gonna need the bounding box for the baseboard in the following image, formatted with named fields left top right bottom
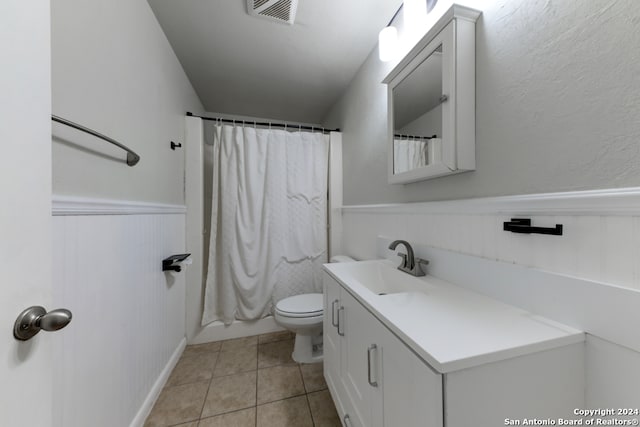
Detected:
left=190, top=316, right=284, bottom=345
left=129, top=337, right=187, bottom=427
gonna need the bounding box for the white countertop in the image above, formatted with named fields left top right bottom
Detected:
left=323, top=259, right=584, bottom=373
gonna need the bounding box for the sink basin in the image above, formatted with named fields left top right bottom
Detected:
left=330, top=260, right=430, bottom=295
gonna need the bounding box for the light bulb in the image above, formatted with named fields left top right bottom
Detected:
left=378, top=26, right=398, bottom=62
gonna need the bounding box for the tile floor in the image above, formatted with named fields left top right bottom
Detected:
left=144, top=331, right=341, bottom=427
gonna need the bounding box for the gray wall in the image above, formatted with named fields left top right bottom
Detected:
left=51, top=0, right=204, bottom=204
left=323, top=0, right=640, bottom=205
left=399, top=105, right=442, bottom=137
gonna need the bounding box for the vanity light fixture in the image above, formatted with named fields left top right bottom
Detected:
left=378, top=26, right=398, bottom=62
left=378, top=4, right=403, bottom=62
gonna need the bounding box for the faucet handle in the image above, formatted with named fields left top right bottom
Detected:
left=410, top=258, right=428, bottom=277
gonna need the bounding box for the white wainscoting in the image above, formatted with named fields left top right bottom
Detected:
left=340, top=187, right=640, bottom=411
left=52, top=197, right=187, bottom=427
left=342, top=187, right=640, bottom=291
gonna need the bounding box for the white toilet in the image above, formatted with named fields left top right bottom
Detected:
left=274, top=255, right=355, bottom=363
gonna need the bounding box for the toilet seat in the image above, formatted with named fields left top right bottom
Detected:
left=275, top=293, right=323, bottom=318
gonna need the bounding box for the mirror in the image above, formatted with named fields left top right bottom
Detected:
left=383, top=5, right=480, bottom=184
left=392, top=45, right=442, bottom=174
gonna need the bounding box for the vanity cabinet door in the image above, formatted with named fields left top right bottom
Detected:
left=323, top=274, right=346, bottom=417
left=379, top=326, right=443, bottom=427
left=323, top=273, right=442, bottom=427
left=340, top=290, right=382, bottom=427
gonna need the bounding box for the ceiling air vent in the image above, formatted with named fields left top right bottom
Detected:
left=247, top=0, right=298, bottom=25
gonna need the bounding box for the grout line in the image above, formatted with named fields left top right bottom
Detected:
left=255, top=350, right=259, bottom=427
left=165, top=352, right=220, bottom=388
left=257, top=391, right=309, bottom=407
left=300, top=364, right=309, bottom=394
left=305, top=392, right=316, bottom=427
left=199, top=405, right=258, bottom=423
left=301, top=364, right=317, bottom=427
left=197, top=352, right=218, bottom=421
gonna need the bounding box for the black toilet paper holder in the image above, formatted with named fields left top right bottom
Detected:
left=162, top=253, right=191, bottom=272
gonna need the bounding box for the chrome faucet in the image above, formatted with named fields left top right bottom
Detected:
left=388, top=240, right=429, bottom=277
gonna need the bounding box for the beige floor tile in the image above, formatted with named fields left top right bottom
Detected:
left=258, top=330, right=294, bottom=344
left=144, top=382, right=208, bottom=427
left=257, top=395, right=313, bottom=427
left=220, top=335, right=258, bottom=352
left=167, top=351, right=218, bottom=387
left=308, top=390, right=341, bottom=427
left=258, top=339, right=295, bottom=368
left=213, top=346, right=258, bottom=377
left=300, top=362, right=327, bottom=393
left=174, top=423, right=199, bottom=427
left=198, top=408, right=256, bottom=427
left=201, top=371, right=257, bottom=418
left=183, top=341, right=222, bottom=358
left=257, top=364, right=305, bottom=404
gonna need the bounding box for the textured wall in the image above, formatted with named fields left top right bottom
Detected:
left=51, top=0, right=204, bottom=204
left=323, top=0, right=640, bottom=204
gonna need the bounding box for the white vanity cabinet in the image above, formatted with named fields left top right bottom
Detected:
left=323, top=274, right=346, bottom=418
left=324, top=274, right=442, bottom=427
left=323, top=269, right=584, bottom=427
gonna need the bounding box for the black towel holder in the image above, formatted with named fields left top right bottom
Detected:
left=503, top=218, right=563, bottom=236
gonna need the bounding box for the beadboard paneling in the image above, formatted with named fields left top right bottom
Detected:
left=52, top=212, right=186, bottom=427
left=343, top=198, right=640, bottom=292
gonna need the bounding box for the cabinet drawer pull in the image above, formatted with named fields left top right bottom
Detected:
left=367, top=344, right=378, bottom=387
left=344, top=414, right=353, bottom=427
left=331, top=299, right=339, bottom=327
left=337, top=307, right=345, bottom=336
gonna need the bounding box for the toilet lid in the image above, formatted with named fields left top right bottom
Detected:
left=276, top=293, right=323, bottom=318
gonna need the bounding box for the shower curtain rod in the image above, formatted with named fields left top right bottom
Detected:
left=186, top=112, right=339, bottom=134
left=394, top=133, right=437, bottom=140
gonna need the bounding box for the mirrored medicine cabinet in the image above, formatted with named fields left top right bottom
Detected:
left=383, top=4, right=481, bottom=184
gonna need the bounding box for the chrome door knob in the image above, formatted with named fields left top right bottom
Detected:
left=13, top=306, right=72, bottom=341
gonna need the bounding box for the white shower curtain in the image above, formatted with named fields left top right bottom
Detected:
left=393, top=138, right=429, bottom=173
left=202, top=124, right=329, bottom=326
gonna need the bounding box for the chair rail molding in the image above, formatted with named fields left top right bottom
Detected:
left=52, top=195, right=186, bottom=216
left=341, top=187, right=640, bottom=216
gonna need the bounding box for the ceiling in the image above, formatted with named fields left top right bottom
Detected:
left=148, top=0, right=402, bottom=124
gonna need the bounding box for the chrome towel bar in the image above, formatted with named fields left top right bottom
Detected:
left=52, top=115, right=140, bottom=166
